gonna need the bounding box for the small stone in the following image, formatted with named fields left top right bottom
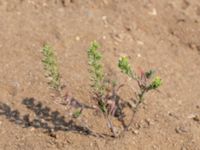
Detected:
left=49, top=132, right=57, bottom=138
left=193, top=115, right=200, bottom=122
left=102, top=16, right=109, bottom=27
left=102, top=16, right=107, bottom=20
left=175, top=126, right=188, bottom=134
left=181, top=146, right=187, bottom=150
left=17, top=12, right=21, bottom=15
left=132, top=129, right=139, bottom=135
left=188, top=114, right=200, bottom=122
left=145, top=118, right=155, bottom=126
left=102, top=0, right=108, bottom=5
left=75, top=36, right=80, bottom=41
left=42, top=2, right=47, bottom=6
left=137, top=40, right=144, bottom=45
left=187, top=114, right=196, bottom=119
left=149, top=8, right=157, bottom=16
left=137, top=53, right=141, bottom=58
left=127, top=100, right=136, bottom=109
left=30, top=127, right=35, bottom=131
left=188, top=43, right=196, bottom=49
left=90, top=142, right=93, bottom=147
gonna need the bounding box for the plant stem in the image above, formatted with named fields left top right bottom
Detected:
left=106, top=115, right=116, bottom=137
left=125, top=89, right=146, bottom=130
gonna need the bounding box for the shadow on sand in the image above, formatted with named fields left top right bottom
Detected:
left=0, top=98, right=100, bottom=137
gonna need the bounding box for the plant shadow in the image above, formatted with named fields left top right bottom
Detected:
left=0, top=98, right=99, bottom=137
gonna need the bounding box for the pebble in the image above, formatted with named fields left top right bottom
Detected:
left=132, top=129, right=139, bottom=135
left=102, top=0, right=108, bottom=5
left=181, top=146, right=187, bottom=150
left=102, top=36, right=106, bottom=40
left=145, top=118, right=155, bottom=126
left=42, top=2, right=47, bottom=7
left=30, top=127, right=35, bottom=131
left=75, top=36, right=80, bottom=41
left=102, top=16, right=108, bottom=27
left=49, top=132, right=57, bottom=139
left=175, top=126, right=188, bottom=134
left=137, top=53, right=141, bottom=58
left=149, top=8, right=157, bottom=16
left=102, top=16, right=107, bottom=20
left=188, top=114, right=200, bottom=122
left=137, top=40, right=144, bottom=45
left=193, top=115, right=200, bottom=122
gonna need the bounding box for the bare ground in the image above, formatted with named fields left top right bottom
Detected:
left=0, top=0, right=200, bottom=150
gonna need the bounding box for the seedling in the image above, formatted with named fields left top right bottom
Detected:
left=88, top=41, right=120, bottom=136
left=87, top=42, right=162, bottom=137
left=118, top=56, right=162, bottom=129
left=87, top=41, right=105, bottom=96
left=73, top=108, right=83, bottom=118
left=45, top=41, right=162, bottom=138
left=87, top=41, right=107, bottom=113
left=42, top=44, right=60, bottom=90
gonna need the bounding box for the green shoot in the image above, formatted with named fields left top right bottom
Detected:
left=42, top=44, right=60, bottom=90
left=118, top=56, right=162, bottom=129
left=148, top=77, right=162, bottom=90
left=118, top=56, right=133, bottom=77
left=118, top=56, right=137, bottom=80
left=118, top=56, right=162, bottom=98
left=73, top=108, right=82, bottom=118
left=87, top=41, right=116, bottom=136
left=88, top=41, right=105, bottom=96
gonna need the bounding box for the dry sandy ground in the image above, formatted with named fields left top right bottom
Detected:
left=0, top=0, right=200, bottom=150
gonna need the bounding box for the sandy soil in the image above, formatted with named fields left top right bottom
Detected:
left=0, top=0, right=200, bottom=149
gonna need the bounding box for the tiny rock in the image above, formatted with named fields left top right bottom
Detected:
left=102, top=16, right=107, bottom=20
left=132, top=129, right=139, bottom=135
left=149, top=8, right=157, bottom=16
left=181, top=146, right=187, bottom=150
left=188, top=114, right=200, bottom=122
left=145, top=118, right=155, bottom=126
left=49, top=132, right=57, bottom=138
left=102, top=0, right=108, bottom=5
left=187, top=114, right=196, bottom=119
left=175, top=126, right=188, bottom=134
left=137, top=40, right=144, bottom=45
left=30, top=127, right=35, bottom=131
left=42, top=2, right=47, bottom=6
left=75, top=36, right=80, bottom=41
left=193, top=115, right=200, bottom=122
left=137, top=53, right=141, bottom=58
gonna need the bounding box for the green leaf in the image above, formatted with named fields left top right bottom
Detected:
left=42, top=44, right=60, bottom=89
left=145, top=70, right=155, bottom=79
left=118, top=56, right=133, bottom=77
left=73, top=109, right=82, bottom=118
left=148, top=77, right=162, bottom=90
left=87, top=41, right=105, bottom=94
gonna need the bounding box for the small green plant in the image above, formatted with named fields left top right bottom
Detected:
left=87, top=41, right=107, bottom=113
left=42, top=44, right=60, bottom=90
left=25, top=39, right=164, bottom=139
left=118, top=56, right=162, bottom=129
left=88, top=41, right=119, bottom=136
left=73, top=108, right=83, bottom=118
left=88, top=41, right=105, bottom=95
left=87, top=42, right=162, bottom=137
